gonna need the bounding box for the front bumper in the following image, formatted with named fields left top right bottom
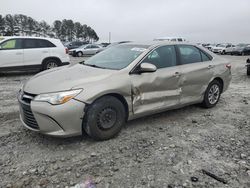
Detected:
left=18, top=91, right=86, bottom=137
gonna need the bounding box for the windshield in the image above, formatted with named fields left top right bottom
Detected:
left=79, top=44, right=88, bottom=48
left=218, top=44, right=226, bottom=47
left=83, top=44, right=148, bottom=70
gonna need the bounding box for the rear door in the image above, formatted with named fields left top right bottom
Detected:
left=130, top=45, right=182, bottom=115
left=176, top=45, right=214, bottom=104
left=23, top=39, right=49, bottom=66
left=0, top=38, right=23, bottom=68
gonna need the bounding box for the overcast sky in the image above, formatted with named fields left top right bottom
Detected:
left=1, top=0, right=250, bottom=43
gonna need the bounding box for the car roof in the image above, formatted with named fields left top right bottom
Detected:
left=0, top=36, right=59, bottom=41
left=119, top=41, right=195, bottom=49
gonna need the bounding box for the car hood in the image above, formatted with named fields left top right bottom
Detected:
left=23, top=64, right=116, bottom=95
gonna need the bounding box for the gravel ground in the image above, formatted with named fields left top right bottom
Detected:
left=0, top=55, right=249, bottom=188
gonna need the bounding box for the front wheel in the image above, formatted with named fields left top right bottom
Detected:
left=201, top=80, right=222, bottom=108
left=247, top=67, right=250, bottom=75
left=83, top=96, right=126, bottom=140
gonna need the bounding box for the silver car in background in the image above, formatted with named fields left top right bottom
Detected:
left=18, top=42, right=232, bottom=140
left=69, top=44, right=103, bottom=57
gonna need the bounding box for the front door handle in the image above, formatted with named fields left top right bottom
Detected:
left=16, top=52, right=23, bottom=55
left=42, top=51, right=49, bottom=53
left=173, top=72, right=181, bottom=77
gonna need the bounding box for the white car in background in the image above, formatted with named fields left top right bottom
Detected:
left=212, top=44, right=234, bottom=54
left=69, top=44, right=103, bottom=57
left=0, top=36, right=70, bottom=71
left=154, top=37, right=186, bottom=42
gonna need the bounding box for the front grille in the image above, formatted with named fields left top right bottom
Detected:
left=18, top=92, right=39, bottom=129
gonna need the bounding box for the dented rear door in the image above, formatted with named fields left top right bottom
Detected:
left=177, top=45, right=214, bottom=104
left=130, top=45, right=181, bottom=115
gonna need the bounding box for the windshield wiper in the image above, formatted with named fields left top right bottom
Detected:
left=83, top=63, right=107, bottom=69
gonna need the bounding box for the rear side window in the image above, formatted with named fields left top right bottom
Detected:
left=178, top=45, right=202, bottom=64
left=23, top=39, right=56, bottom=49
left=142, top=45, right=177, bottom=68
left=91, top=45, right=100, bottom=48
left=0, top=39, right=22, bottom=50
left=37, top=39, right=56, bottom=48
left=23, top=39, right=38, bottom=49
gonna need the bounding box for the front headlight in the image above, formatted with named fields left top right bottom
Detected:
left=34, top=89, right=82, bottom=105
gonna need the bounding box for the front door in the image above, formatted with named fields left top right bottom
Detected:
left=0, top=38, right=23, bottom=68
left=130, top=45, right=181, bottom=115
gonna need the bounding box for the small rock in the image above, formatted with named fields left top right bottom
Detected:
left=169, top=144, right=176, bottom=148
left=191, top=176, right=198, bottom=182
left=76, top=173, right=81, bottom=178
left=192, top=120, right=197, bottom=123
left=147, top=175, right=154, bottom=181
left=240, top=153, right=247, bottom=159
left=247, top=170, right=250, bottom=176
left=90, top=152, right=97, bottom=157
left=39, top=178, right=49, bottom=186
left=61, top=157, right=65, bottom=162
left=69, top=181, right=75, bottom=186
left=6, top=184, right=12, bottom=188
left=187, top=160, right=192, bottom=165
left=66, top=167, right=72, bottom=171
left=29, top=168, right=37, bottom=174
left=22, top=171, right=28, bottom=176
left=53, top=165, right=60, bottom=170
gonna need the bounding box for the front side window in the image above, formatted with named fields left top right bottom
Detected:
left=0, top=39, right=22, bottom=50
left=178, top=45, right=202, bottom=64
left=200, top=51, right=211, bottom=62
left=142, top=45, right=177, bottom=69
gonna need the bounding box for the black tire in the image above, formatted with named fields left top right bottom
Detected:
left=221, top=50, right=225, bottom=55
left=42, top=59, right=60, bottom=70
left=77, top=51, right=83, bottom=57
left=201, top=80, right=222, bottom=108
left=247, top=67, right=250, bottom=76
left=83, top=96, right=126, bottom=140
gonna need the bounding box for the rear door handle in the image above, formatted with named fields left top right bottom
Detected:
left=16, top=52, right=23, bottom=55
left=208, top=65, right=215, bottom=69
left=42, top=50, right=49, bottom=53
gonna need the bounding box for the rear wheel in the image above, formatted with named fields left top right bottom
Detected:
left=83, top=96, right=126, bottom=140
left=43, top=59, right=60, bottom=70
left=201, top=80, right=222, bottom=108
left=77, top=51, right=83, bottom=57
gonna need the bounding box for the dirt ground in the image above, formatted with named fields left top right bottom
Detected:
left=0, top=55, right=249, bottom=188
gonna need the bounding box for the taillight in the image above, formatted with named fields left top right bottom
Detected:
left=65, top=48, right=69, bottom=54
left=226, top=64, right=231, bottom=70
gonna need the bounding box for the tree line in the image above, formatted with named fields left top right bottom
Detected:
left=0, top=14, right=99, bottom=42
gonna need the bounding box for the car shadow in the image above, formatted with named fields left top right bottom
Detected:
left=0, top=70, right=39, bottom=77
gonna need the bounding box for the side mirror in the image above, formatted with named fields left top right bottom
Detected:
left=139, top=63, right=157, bottom=73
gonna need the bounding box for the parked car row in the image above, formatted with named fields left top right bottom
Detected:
left=67, top=41, right=131, bottom=57
left=201, top=43, right=250, bottom=55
